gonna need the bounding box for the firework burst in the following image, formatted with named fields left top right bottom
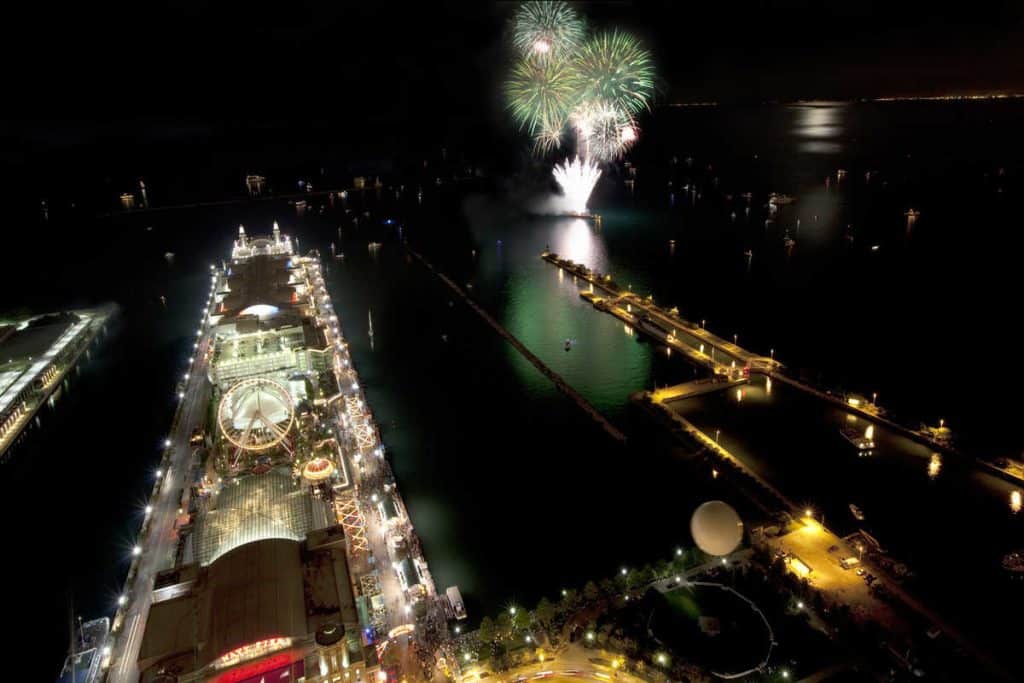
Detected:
left=574, top=30, right=655, bottom=115
left=506, top=4, right=656, bottom=213
left=512, top=1, right=586, bottom=60
left=571, top=100, right=638, bottom=162
left=505, top=56, right=577, bottom=137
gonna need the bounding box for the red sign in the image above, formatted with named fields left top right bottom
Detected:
left=215, top=653, right=304, bottom=683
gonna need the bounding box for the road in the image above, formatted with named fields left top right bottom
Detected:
left=106, top=321, right=214, bottom=681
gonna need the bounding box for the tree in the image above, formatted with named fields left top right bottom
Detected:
left=478, top=616, right=496, bottom=644
left=600, top=578, right=617, bottom=597
left=535, top=597, right=555, bottom=629
left=497, top=612, right=512, bottom=638
left=654, top=559, right=672, bottom=579
left=584, top=581, right=600, bottom=603
left=511, top=607, right=531, bottom=631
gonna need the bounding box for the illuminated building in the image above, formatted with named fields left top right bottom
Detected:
left=1, top=310, right=104, bottom=455
left=134, top=227, right=379, bottom=682
left=139, top=529, right=372, bottom=683
left=245, top=175, right=266, bottom=197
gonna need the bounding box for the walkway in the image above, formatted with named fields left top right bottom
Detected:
left=543, top=253, right=776, bottom=377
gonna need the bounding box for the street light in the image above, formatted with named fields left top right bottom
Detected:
left=733, top=333, right=738, bottom=345
left=118, top=594, right=127, bottom=606
left=145, top=505, right=152, bottom=516
left=132, top=545, right=142, bottom=557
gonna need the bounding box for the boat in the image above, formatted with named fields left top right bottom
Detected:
left=1003, top=550, right=1024, bottom=577
left=58, top=617, right=109, bottom=683
left=446, top=586, right=468, bottom=620
left=840, top=424, right=875, bottom=452
left=368, top=241, right=382, bottom=251
left=849, top=504, right=865, bottom=521
left=769, top=192, right=796, bottom=206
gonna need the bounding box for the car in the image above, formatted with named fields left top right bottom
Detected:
left=855, top=568, right=866, bottom=577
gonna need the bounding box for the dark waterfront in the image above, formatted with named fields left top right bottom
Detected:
left=3, top=101, right=1024, bottom=676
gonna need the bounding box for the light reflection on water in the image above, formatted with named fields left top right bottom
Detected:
left=557, top=218, right=606, bottom=268
left=791, top=104, right=846, bottom=154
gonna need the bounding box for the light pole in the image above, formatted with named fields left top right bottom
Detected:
left=715, top=429, right=721, bottom=443
left=733, top=333, right=738, bottom=346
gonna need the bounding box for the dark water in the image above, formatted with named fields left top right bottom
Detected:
left=3, top=101, right=1023, bottom=676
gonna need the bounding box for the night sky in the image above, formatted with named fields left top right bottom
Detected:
left=3, top=1, right=1023, bottom=185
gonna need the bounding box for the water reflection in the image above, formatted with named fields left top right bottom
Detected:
left=791, top=104, right=846, bottom=154
left=557, top=218, right=606, bottom=268
left=1013, top=490, right=1022, bottom=514
left=928, top=453, right=942, bottom=479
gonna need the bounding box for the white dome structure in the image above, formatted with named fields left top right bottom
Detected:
left=690, top=500, right=744, bottom=556
left=238, top=304, right=280, bottom=320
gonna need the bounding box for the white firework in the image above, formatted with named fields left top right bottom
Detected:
left=571, top=99, right=637, bottom=162
left=552, top=156, right=602, bottom=214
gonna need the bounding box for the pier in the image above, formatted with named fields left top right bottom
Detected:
left=543, top=252, right=1024, bottom=486
left=406, top=245, right=627, bottom=445
left=543, top=251, right=777, bottom=378
left=632, top=389, right=796, bottom=516
left=0, top=305, right=113, bottom=458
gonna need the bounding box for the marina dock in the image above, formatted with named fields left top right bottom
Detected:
left=543, top=252, right=1024, bottom=485
left=543, top=251, right=776, bottom=378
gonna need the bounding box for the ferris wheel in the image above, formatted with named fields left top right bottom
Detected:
left=217, top=377, right=295, bottom=465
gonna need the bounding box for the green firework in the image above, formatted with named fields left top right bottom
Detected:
left=512, top=1, right=587, bottom=60
left=574, top=30, right=655, bottom=115
left=505, top=55, right=578, bottom=136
